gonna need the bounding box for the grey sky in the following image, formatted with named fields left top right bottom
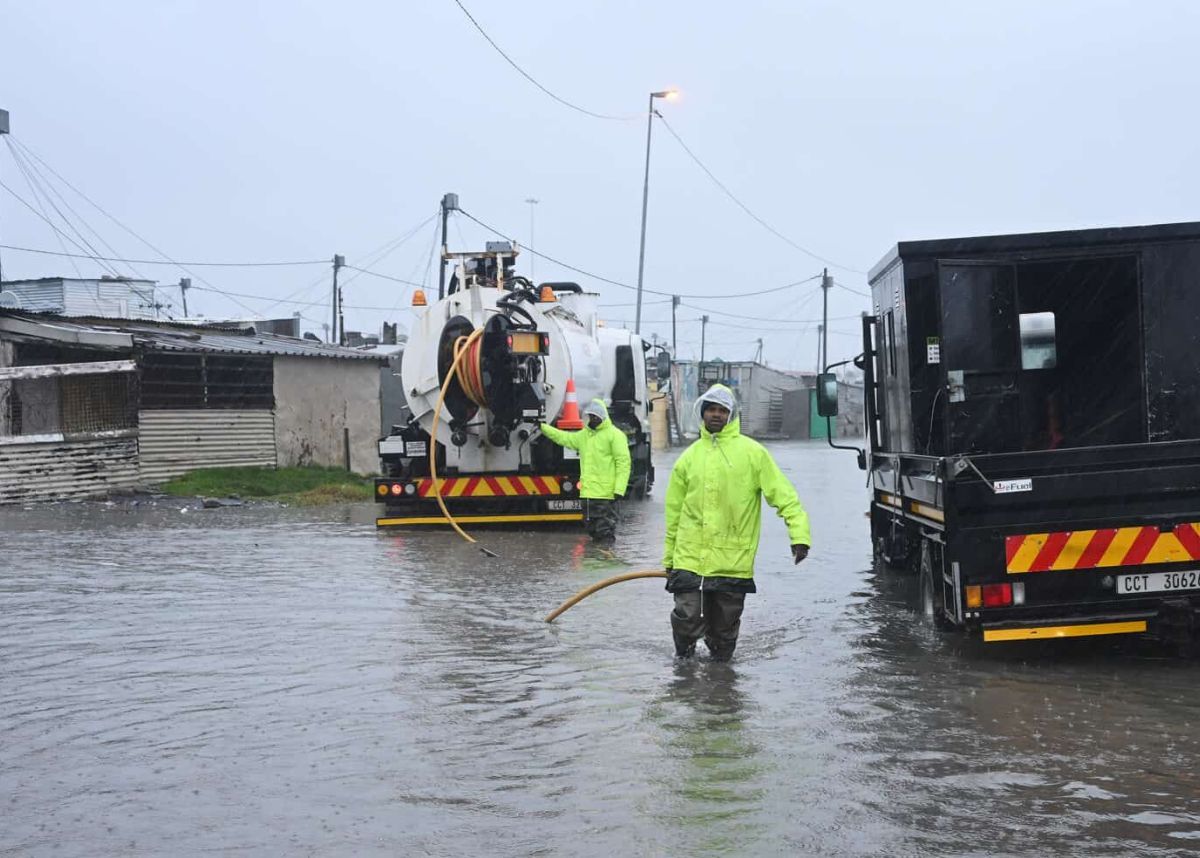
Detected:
left=1, top=0, right=1196, bottom=367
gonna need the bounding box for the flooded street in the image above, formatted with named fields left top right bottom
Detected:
left=4, top=441, right=1200, bottom=856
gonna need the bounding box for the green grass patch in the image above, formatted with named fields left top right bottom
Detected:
left=161, top=466, right=373, bottom=503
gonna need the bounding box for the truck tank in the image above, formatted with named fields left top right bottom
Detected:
left=375, top=244, right=653, bottom=527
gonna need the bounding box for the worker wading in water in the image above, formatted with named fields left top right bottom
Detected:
left=540, top=399, right=632, bottom=544
left=663, top=384, right=811, bottom=661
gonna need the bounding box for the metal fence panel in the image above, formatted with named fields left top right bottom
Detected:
left=138, top=409, right=276, bottom=484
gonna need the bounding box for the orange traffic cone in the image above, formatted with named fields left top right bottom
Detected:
left=556, top=379, right=585, bottom=429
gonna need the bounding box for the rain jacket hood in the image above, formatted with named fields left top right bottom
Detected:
left=540, top=399, right=631, bottom=500
left=664, top=387, right=810, bottom=578
left=583, top=399, right=608, bottom=423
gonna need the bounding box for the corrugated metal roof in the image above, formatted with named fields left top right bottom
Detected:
left=0, top=312, right=388, bottom=361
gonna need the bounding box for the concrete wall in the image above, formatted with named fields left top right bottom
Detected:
left=273, top=356, right=382, bottom=474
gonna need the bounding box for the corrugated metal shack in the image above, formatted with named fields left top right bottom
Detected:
left=0, top=312, right=389, bottom=503
left=670, top=360, right=812, bottom=438
left=1, top=277, right=162, bottom=319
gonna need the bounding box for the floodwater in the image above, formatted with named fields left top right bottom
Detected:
left=3, top=442, right=1200, bottom=856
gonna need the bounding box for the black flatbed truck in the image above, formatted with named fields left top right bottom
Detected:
left=836, top=221, right=1200, bottom=644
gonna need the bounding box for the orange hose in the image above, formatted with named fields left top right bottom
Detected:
left=429, top=328, right=486, bottom=546
left=544, top=570, right=669, bottom=623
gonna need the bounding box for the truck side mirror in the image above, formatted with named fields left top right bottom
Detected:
left=816, top=372, right=839, bottom=417
left=655, top=351, right=671, bottom=381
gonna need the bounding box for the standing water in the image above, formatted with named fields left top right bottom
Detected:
left=3, top=442, right=1200, bottom=855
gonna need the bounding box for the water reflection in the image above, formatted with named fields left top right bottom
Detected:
left=646, top=661, right=764, bottom=854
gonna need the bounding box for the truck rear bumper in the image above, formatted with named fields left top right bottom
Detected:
left=377, top=511, right=583, bottom=527
left=981, top=614, right=1154, bottom=642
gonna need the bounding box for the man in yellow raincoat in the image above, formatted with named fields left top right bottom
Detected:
left=663, top=384, right=811, bottom=661
left=540, top=398, right=631, bottom=544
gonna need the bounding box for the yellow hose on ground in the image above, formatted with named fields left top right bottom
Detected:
left=429, top=328, right=489, bottom=550
left=544, top=570, right=668, bottom=623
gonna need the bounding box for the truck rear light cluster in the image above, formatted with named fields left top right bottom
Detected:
left=966, top=582, right=1026, bottom=608
left=390, top=483, right=404, bottom=496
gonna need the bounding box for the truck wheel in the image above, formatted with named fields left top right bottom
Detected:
left=918, top=538, right=945, bottom=627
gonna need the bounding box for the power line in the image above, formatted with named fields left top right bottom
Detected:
left=7, top=136, right=260, bottom=316
left=187, top=284, right=421, bottom=312
left=5, top=139, right=123, bottom=278
left=458, top=207, right=825, bottom=299
left=0, top=242, right=327, bottom=267
left=679, top=300, right=862, bottom=325
left=656, top=115, right=867, bottom=275
left=342, top=265, right=425, bottom=288
left=449, top=0, right=635, bottom=122
left=834, top=279, right=871, bottom=298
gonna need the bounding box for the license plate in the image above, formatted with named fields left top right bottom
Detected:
left=547, top=500, right=581, bottom=511
left=1117, top=570, right=1200, bottom=595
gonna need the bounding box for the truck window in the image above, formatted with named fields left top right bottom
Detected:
left=1019, top=312, right=1057, bottom=370
left=612, top=345, right=636, bottom=402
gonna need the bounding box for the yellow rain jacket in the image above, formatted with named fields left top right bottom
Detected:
left=539, top=399, right=632, bottom=500
left=663, top=390, right=811, bottom=578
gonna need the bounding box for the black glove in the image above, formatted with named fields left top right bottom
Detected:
left=663, top=568, right=674, bottom=591
left=614, top=493, right=624, bottom=500
left=791, top=544, right=809, bottom=564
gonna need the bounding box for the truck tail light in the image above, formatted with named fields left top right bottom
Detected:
left=390, top=483, right=404, bottom=495
left=965, top=585, right=982, bottom=608
left=404, top=483, right=417, bottom=496
left=1011, top=582, right=1026, bottom=605
left=982, top=583, right=1013, bottom=607
left=377, top=484, right=389, bottom=497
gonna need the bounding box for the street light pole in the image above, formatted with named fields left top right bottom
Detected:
left=634, top=89, right=677, bottom=335
left=524, top=198, right=539, bottom=284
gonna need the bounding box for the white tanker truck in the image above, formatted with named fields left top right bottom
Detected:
left=374, top=241, right=654, bottom=528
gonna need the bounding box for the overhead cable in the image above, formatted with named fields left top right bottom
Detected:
left=343, top=265, right=425, bottom=288
left=458, top=207, right=824, bottom=299
left=834, top=279, right=871, bottom=298
left=187, top=284, right=423, bottom=312
left=449, top=0, right=636, bottom=122
left=0, top=242, right=330, bottom=267
left=8, top=136, right=259, bottom=316
left=656, top=115, right=867, bottom=275
left=5, top=139, right=123, bottom=278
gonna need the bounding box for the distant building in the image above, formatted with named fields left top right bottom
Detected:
left=0, top=311, right=390, bottom=503
left=670, top=359, right=813, bottom=438
left=0, top=276, right=162, bottom=319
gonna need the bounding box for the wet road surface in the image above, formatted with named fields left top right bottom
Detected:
left=3, top=441, right=1200, bottom=856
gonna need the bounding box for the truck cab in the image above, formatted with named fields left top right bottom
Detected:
left=858, top=221, right=1200, bottom=644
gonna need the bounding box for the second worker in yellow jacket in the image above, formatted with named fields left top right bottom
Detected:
left=540, top=399, right=631, bottom=544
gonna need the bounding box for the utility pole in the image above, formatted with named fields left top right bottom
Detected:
left=437, top=193, right=458, bottom=300
left=178, top=277, right=190, bottom=317
left=331, top=254, right=344, bottom=344
left=700, top=314, right=709, bottom=364
left=755, top=337, right=763, bottom=364
left=820, top=267, right=832, bottom=372
left=816, top=324, right=824, bottom=374
left=525, top=197, right=539, bottom=284
left=671, top=295, right=680, bottom=357
left=0, top=108, right=9, bottom=282
left=635, top=90, right=678, bottom=334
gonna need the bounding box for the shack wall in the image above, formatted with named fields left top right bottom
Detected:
left=0, top=432, right=140, bottom=503
left=138, top=410, right=276, bottom=484
left=273, top=356, right=381, bottom=474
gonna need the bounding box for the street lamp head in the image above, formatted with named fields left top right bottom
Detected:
left=651, top=89, right=679, bottom=100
